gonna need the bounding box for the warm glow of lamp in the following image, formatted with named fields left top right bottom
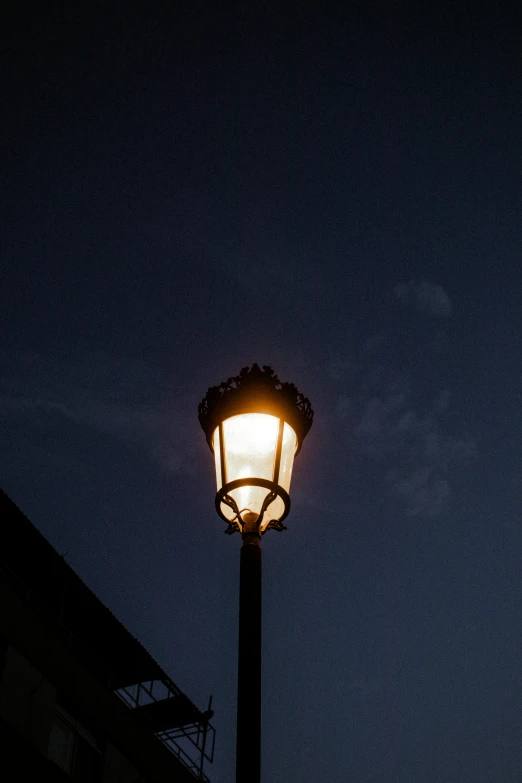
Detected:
left=198, top=364, right=313, bottom=535
left=212, top=413, right=297, bottom=531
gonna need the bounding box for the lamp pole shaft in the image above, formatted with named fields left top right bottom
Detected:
left=236, top=534, right=262, bottom=783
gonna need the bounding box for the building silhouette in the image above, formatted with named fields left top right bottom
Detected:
left=0, top=489, right=215, bottom=782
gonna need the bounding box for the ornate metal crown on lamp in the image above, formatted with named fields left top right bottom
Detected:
left=198, top=364, right=313, bottom=535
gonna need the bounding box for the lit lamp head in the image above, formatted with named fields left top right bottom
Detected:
left=198, top=364, right=313, bottom=535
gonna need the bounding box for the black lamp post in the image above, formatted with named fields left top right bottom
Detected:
left=198, top=364, right=313, bottom=783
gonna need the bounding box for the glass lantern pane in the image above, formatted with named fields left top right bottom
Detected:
left=223, top=413, right=278, bottom=483
left=212, top=427, right=223, bottom=490
left=222, top=413, right=278, bottom=519
left=278, top=422, right=297, bottom=492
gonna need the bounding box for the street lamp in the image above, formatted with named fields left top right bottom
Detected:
left=198, top=364, right=313, bottom=783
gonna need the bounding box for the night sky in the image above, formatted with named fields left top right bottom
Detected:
left=2, top=3, right=522, bottom=781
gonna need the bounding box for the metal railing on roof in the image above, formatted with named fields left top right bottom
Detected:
left=115, top=679, right=215, bottom=782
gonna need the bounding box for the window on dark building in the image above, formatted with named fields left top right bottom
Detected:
left=48, top=704, right=103, bottom=782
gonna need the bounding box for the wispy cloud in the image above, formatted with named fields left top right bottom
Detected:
left=329, top=343, right=476, bottom=518
left=390, top=466, right=450, bottom=518
left=0, top=351, right=195, bottom=475
left=394, top=279, right=452, bottom=318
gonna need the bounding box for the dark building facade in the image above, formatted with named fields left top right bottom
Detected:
left=0, top=490, right=215, bottom=783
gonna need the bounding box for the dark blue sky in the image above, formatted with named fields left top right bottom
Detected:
left=2, top=3, right=522, bottom=781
